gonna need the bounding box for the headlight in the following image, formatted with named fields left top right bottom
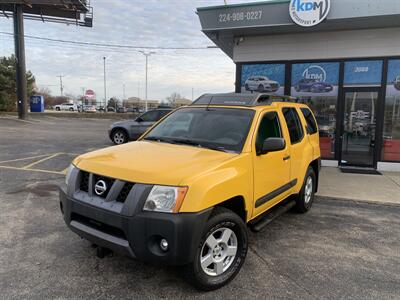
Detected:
left=143, top=185, right=188, bottom=213
left=65, top=164, right=77, bottom=185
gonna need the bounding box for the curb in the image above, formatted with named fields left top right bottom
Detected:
left=316, top=195, right=400, bottom=208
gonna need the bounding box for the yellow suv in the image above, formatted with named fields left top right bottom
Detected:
left=60, top=93, right=321, bottom=290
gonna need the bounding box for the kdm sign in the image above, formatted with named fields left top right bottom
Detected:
left=289, top=0, right=330, bottom=27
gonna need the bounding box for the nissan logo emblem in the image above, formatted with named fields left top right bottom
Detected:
left=94, top=180, right=107, bottom=196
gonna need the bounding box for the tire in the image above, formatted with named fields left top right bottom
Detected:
left=294, top=166, right=316, bottom=213
left=257, top=84, right=264, bottom=92
left=69, top=107, right=74, bottom=111
left=112, top=129, right=128, bottom=145
left=184, top=207, right=248, bottom=291
left=55, top=107, right=60, bottom=111
left=244, top=84, right=249, bottom=91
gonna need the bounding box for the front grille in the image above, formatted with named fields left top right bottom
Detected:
left=71, top=213, right=126, bottom=239
left=93, top=174, right=115, bottom=198
left=116, top=182, right=135, bottom=203
left=80, top=171, right=90, bottom=192
left=78, top=171, right=135, bottom=203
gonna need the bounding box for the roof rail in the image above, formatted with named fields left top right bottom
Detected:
left=191, top=93, right=297, bottom=107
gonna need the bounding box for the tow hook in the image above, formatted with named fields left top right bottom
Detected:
left=95, top=245, right=113, bottom=258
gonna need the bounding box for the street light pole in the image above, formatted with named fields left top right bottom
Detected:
left=57, top=75, right=65, bottom=97
left=103, top=56, right=107, bottom=111
left=139, top=51, right=155, bottom=111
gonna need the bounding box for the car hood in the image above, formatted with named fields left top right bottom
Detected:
left=112, top=120, right=139, bottom=127
left=73, top=141, right=236, bottom=186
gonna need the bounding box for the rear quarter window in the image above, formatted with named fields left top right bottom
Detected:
left=282, top=107, right=304, bottom=144
left=300, top=107, right=318, bottom=135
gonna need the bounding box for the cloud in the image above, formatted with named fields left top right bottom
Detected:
left=0, top=0, right=260, bottom=101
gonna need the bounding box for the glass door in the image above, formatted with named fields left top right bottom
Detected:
left=340, top=90, right=378, bottom=167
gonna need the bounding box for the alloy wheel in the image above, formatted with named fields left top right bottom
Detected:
left=200, top=227, right=238, bottom=276
left=304, top=176, right=313, bottom=204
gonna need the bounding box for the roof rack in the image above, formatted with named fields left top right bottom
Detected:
left=191, top=93, right=297, bottom=107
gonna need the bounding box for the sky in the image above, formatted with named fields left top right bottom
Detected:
left=0, top=0, right=262, bottom=102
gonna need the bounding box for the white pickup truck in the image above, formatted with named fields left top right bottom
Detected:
left=54, top=103, right=79, bottom=112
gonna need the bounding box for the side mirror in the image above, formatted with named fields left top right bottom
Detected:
left=258, top=137, right=286, bottom=155
left=136, top=117, right=143, bottom=122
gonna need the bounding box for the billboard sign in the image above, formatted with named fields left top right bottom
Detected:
left=85, top=89, right=95, bottom=99
left=291, top=62, right=339, bottom=96
left=241, top=64, right=285, bottom=95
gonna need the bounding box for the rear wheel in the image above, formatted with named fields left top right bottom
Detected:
left=294, top=167, right=316, bottom=213
left=69, top=107, right=74, bottom=111
left=112, top=129, right=128, bottom=145
left=55, top=107, right=60, bottom=111
left=185, top=207, right=248, bottom=291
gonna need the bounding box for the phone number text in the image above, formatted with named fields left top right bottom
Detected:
left=218, top=10, right=263, bottom=23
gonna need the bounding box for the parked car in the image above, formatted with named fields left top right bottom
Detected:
left=294, top=79, right=333, bottom=93
left=60, top=93, right=321, bottom=290
left=394, top=75, right=400, bottom=91
left=244, top=76, right=280, bottom=92
left=82, top=105, right=96, bottom=113
left=54, top=103, right=78, bottom=111
left=116, top=107, right=128, bottom=113
left=109, top=108, right=173, bottom=144
left=107, top=107, right=116, bottom=112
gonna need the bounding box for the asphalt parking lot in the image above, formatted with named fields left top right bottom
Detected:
left=0, top=116, right=399, bottom=299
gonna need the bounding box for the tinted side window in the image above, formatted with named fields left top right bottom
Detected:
left=301, top=107, right=318, bottom=135
left=256, top=112, right=282, bottom=151
left=282, top=107, right=304, bottom=144
left=158, top=110, right=171, bottom=120
left=141, top=110, right=159, bottom=122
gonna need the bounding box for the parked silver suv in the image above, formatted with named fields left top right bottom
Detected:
left=244, top=76, right=280, bottom=92
left=108, top=108, right=172, bottom=144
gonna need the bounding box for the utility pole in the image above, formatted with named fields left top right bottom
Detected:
left=13, top=4, right=27, bottom=120
left=57, top=75, right=65, bottom=97
left=139, top=51, right=155, bottom=111
left=103, top=57, right=107, bottom=111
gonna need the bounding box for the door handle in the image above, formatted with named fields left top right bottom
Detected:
left=283, top=155, right=291, bottom=161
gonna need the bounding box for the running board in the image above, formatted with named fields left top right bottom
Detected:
left=249, top=199, right=295, bottom=232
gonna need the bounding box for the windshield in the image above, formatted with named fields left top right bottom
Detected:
left=142, top=107, right=255, bottom=153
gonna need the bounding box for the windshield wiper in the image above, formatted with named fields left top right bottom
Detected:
left=170, top=138, right=202, bottom=147
left=171, top=138, right=231, bottom=153
left=143, top=136, right=174, bottom=144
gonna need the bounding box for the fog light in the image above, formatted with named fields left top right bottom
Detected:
left=160, top=239, right=168, bottom=251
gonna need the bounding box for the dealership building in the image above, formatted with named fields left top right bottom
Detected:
left=197, top=0, right=400, bottom=171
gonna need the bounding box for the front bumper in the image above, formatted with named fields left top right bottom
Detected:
left=59, top=185, right=211, bottom=265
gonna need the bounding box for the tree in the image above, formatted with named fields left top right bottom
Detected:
left=108, top=97, right=119, bottom=108
left=166, top=92, right=183, bottom=105
left=0, top=55, right=35, bottom=111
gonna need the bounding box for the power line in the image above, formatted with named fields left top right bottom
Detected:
left=0, top=31, right=213, bottom=50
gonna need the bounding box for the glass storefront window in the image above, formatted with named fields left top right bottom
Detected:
left=291, top=62, right=340, bottom=159
left=383, top=60, right=400, bottom=162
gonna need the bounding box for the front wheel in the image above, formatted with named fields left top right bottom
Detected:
left=185, top=207, right=248, bottom=291
left=294, top=166, right=316, bottom=213
left=112, top=129, right=128, bottom=145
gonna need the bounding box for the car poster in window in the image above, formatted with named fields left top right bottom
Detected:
left=241, top=64, right=285, bottom=95
left=344, top=60, right=383, bottom=87
left=291, top=62, right=339, bottom=97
